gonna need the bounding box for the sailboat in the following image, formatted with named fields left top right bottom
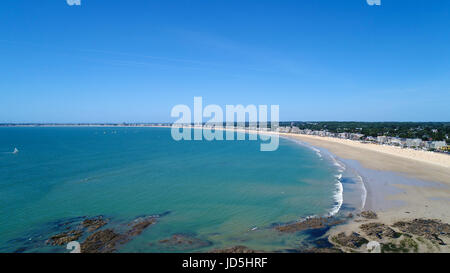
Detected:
left=12, top=148, right=19, bottom=154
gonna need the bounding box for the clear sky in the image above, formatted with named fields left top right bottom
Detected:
left=1, top=0, right=449, bottom=123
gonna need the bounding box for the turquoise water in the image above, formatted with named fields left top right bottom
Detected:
left=0, top=127, right=345, bottom=252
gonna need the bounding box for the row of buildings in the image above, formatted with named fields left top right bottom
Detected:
left=275, top=127, right=448, bottom=151
left=174, top=124, right=448, bottom=152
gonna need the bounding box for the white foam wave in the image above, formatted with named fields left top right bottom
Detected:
left=328, top=174, right=344, bottom=216
left=357, top=174, right=367, bottom=209
left=309, top=146, right=323, bottom=158
left=283, top=137, right=324, bottom=159
left=282, top=136, right=345, bottom=217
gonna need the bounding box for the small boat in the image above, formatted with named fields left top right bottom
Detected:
left=12, top=148, right=19, bottom=154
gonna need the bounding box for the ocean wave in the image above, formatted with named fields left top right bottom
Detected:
left=282, top=136, right=370, bottom=217
left=330, top=155, right=346, bottom=172
left=309, top=146, right=323, bottom=158
left=328, top=173, right=344, bottom=216
left=357, top=174, right=367, bottom=209
left=283, top=137, right=324, bottom=159
left=327, top=156, right=346, bottom=216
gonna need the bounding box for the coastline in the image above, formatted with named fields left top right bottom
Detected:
left=208, top=127, right=450, bottom=251
left=281, top=133, right=450, bottom=252
left=3, top=125, right=450, bottom=252
left=281, top=137, right=348, bottom=217
left=283, top=133, right=450, bottom=180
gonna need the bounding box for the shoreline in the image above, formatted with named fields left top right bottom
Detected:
left=4, top=125, right=450, bottom=252
left=281, top=136, right=349, bottom=217
left=209, top=127, right=450, bottom=251
left=280, top=133, right=450, bottom=252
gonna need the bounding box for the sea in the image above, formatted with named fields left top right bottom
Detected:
left=0, top=127, right=366, bottom=252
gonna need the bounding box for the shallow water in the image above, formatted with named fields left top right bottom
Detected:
left=0, top=127, right=359, bottom=252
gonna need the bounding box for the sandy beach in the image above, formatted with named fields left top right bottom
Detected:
left=284, top=133, right=450, bottom=180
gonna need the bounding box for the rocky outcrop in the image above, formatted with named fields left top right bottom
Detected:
left=126, top=216, right=157, bottom=236
left=303, top=247, right=343, bottom=253
left=80, top=215, right=159, bottom=253
left=359, top=211, right=378, bottom=219
left=392, top=219, right=450, bottom=245
left=82, top=216, right=108, bottom=232
left=47, top=230, right=83, bottom=246
left=80, top=229, right=123, bottom=253
left=276, top=217, right=345, bottom=233
left=331, top=232, right=368, bottom=249
left=158, top=234, right=212, bottom=250
left=381, top=237, right=419, bottom=253
left=326, top=218, right=450, bottom=253
left=360, top=223, right=401, bottom=240
left=210, top=246, right=258, bottom=253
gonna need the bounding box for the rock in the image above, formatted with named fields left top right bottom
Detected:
left=80, top=229, right=123, bottom=253
left=303, top=247, right=343, bottom=253
left=47, top=230, right=83, bottom=246
left=331, top=232, right=368, bottom=249
left=276, top=217, right=345, bottom=233
left=79, top=215, right=160, bottom=253
left=347, top=213, right=354, bottom=218
left=392, top=219, right=450, bottom=245
left=79, top=216, right=158, bottom=253
left=158, top=234, right=212, bottom=250
left=210, top=245, right=257, bottom=253
left=13, top=247, right=28, bottom=253
left=312, top=237, right=335, bottom=248
left=359, top=211, right=378, bottom=219
left=126, top=216, right=157, bottom=236
left=82, top=216, right=108, bottom=232
left=360, top=223, right=401, bottom=240
left=381, top=237, right=419, bottom=253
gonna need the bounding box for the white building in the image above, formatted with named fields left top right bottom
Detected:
left=291, top=126, right=301, bottom=134
left=405, top=138, right=423, bottom=148
left=432, top=141, right=446, bottom=150
left=389, top=137, right=402, bottom=146
left=377, top=136, right=388, bottom=144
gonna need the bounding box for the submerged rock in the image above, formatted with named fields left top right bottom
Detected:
left=126, top=216, right=157, bottom=236
left=210, top=245, right=258, bottom=253
left=158, top=234, right=212, bottom=250
left=276, top=217, right=345, bottom=233
left=360, top=223, right=401, bottom=240
left=303, top=247, right=343, bottom=253
left=392, top=219, right=450, bottom=245
left=331, top=232, right=368, bottom=249
left=47, top=230, right=83, bottom=246
left=82, top=216, right=108, bottom=232
left=359, top=211, right=378, bottom=219
left=81, top=229, right=123, bottom=253
left=80, top=215, right=159, bottom=252
left=301, top=238, right=344, bottom=253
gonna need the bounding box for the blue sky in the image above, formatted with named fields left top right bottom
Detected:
left=1, top=0, right=449, bottom=123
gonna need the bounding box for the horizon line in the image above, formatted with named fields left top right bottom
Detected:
left=1, top=121, right=450, bottom=125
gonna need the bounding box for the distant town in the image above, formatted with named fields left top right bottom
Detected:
left=276, top=126, right=449, bottom=153
left=279, top=121, right=450, bottom=153
left=185, top=121, right=450, bottom=153
left=2, top=122, right=449, bottom=153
